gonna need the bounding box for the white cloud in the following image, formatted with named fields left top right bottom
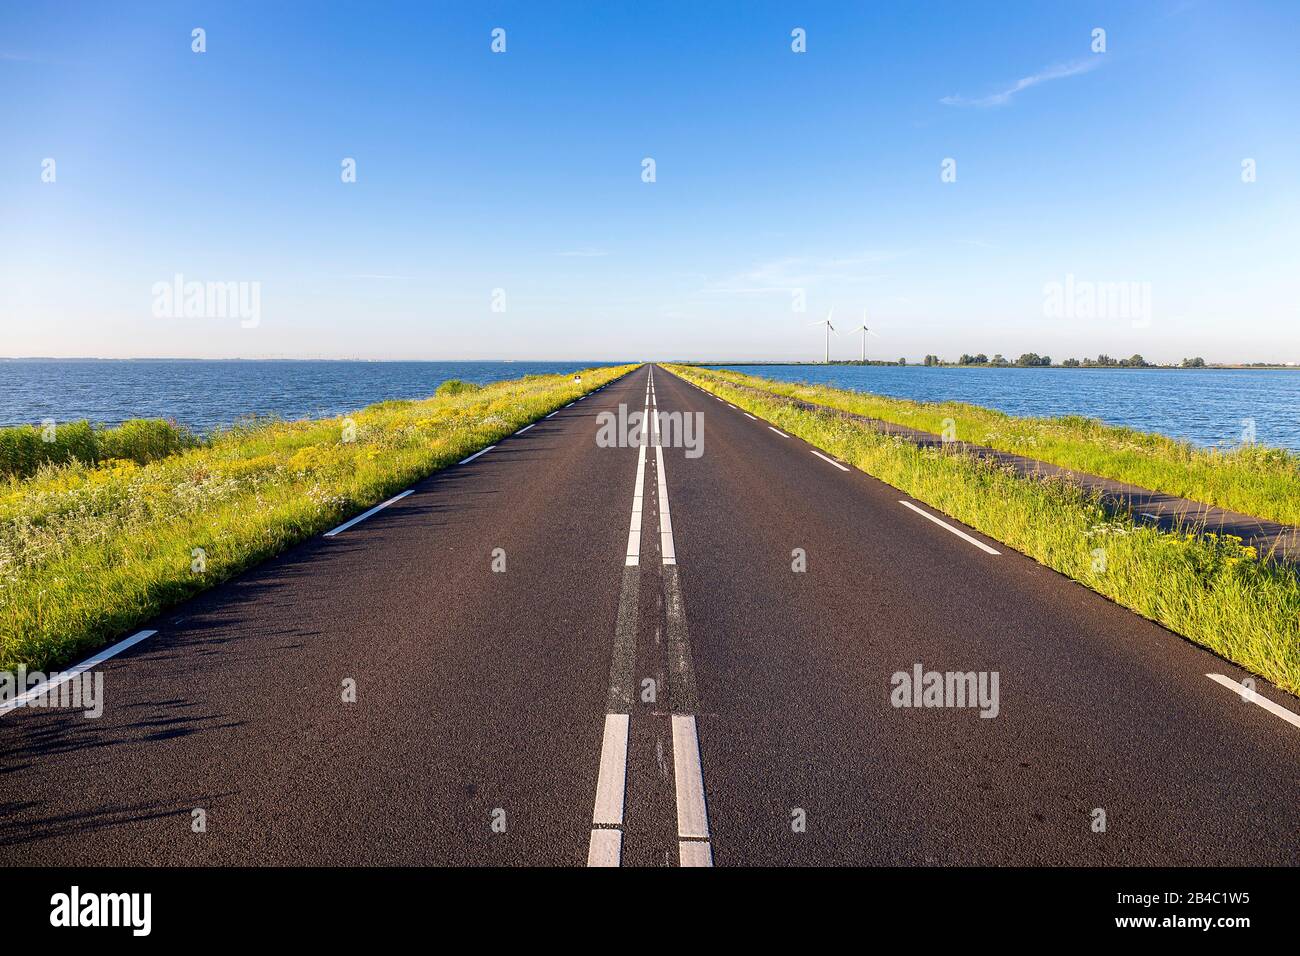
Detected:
left=0, top=52, right=60, bottom=65
left=702, top=252, right=897, bottom=295
left=941, top=58, right=1102, bottom=108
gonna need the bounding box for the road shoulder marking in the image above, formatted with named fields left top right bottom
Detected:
left=1206, top=673, right=1300, bottom=730
left=0, top=629, right=159, bottom=717
left=324, top=489, right=415, bottom=537
left=768, top=426, right=789, bottom=438
left=898, top=500, right=1001, bottom=555
left=810, top=449, right=850, bottom=472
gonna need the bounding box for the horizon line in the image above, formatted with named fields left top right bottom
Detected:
left=2, top=355, right=1298, bottom=367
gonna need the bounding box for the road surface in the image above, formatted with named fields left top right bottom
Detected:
left=2, top=365, right=1297, bottom=866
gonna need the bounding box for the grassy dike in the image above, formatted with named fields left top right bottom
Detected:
left=682, top=367, right=1300, bottom=527
left=666, top=365, right=1300, bottom=697
left=0, top=365, right=636, bottom=672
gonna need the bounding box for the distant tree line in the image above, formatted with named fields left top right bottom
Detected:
left=1076, top=354, right=1148, bottom=367
left=829, top=354, right=1256, bottom=369
left=952, top=353, right=1150, bottom=368
left=954, top=353, right=1052, bottom=367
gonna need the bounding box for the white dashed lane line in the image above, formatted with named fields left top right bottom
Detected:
left=898, top=500, right=1001, bottom=555
left=514, top=424, right=535, bottom=435
left=324, top=489, right=415, bottom=537
left=810, top=449, right=850, bottom=472
left=1206, top=673, right=1300, bottom=730
left=458, top=445, right=496, bottom=466
left=0, top=629, right=159, bottom=717
left=768, top=427, right=789, bottom=438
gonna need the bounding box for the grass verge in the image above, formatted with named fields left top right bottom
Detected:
left=690, top=366, right=1300, bottom=527
left=667, top=365, right=1300, bottom=697
left=1, top=365, right=636, bottom=672
left=0, top=418, right=202, bottom=479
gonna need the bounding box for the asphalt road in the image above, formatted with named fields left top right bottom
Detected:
left=1, top=365, right=1297, bottom=866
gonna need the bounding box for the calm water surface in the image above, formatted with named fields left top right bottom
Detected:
left=0, top=360, right=608, bottom=432
left=711, top=365, right=1300, bottom=452
left=2, top=360, right=1296, bottom=452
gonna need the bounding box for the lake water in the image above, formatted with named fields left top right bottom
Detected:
left=710, top=365, right=1300, bottom=453
left=2, top=360, right=1297, bottom=452
left=0, top=360, right=610, bottom=433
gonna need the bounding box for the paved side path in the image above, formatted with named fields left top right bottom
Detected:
left=705, top=377, right=1300, bottom=564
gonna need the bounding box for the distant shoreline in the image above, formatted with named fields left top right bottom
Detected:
left=0, top=357, right=615, bottom=363
left=2, top=357, right=1295, bottom=369
left=694, top=361, right=1300, bottom=371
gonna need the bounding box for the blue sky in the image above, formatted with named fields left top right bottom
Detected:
left=2, top=0, right=1297, bottom=362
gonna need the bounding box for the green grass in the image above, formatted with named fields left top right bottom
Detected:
left=0, top=418, right=203, bottom=479
left=686, top=366, right=1300, bottom=527
left=0, top=365, right=637, bottom=672
left=667, top=365, right=1300, bottom=697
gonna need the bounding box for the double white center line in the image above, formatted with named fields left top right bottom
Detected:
left=591, top=375, right=651, bottom=864
left=651, top=367, right=711, bottom=864
left=588, top=365, right=713, bottom=867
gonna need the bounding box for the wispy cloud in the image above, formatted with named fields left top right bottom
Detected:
left=941, top=58, right=1101, bottom=108
left=1, top=51, right=60, bottom=65
left=701, top=252, right=897, bottom=295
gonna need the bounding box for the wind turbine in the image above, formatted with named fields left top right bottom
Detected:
left=846, top=311, right=879, bottom=363
left=809, top=308, right=837, bottom=364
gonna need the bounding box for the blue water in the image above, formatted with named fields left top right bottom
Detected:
left=0, top=360, right=610, bottom=433
left=3, top=360, right=1297, bottom=452
left=710, top=365, right=1300, bottom=453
